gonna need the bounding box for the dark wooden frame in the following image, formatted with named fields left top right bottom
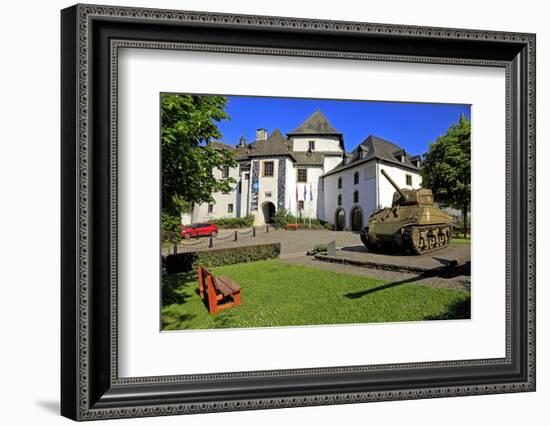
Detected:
left=61, top=4, right=536, bottom=421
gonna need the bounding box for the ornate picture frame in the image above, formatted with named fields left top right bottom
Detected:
left=61, top=4, right=535, bottom=420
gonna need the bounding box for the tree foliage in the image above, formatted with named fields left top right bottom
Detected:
left=161, top=94, right=237, bottom=216
left=421, top=114, right=471, bottom=229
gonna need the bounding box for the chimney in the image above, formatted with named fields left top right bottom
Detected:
left=256, top=128, right=267, bottom=141
left=238, top=134, right=246, bottom=147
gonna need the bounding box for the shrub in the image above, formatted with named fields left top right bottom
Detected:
left=161, top=212, right=182, bottom=244
left=210, top=214, right=255, bottom=229
left=166, top=243, right=281, bottom=273
left=306, top=244, right=328, bottom=256
left=273, top=208, right=295, bottom=227
left=273, top=209, right=333, bottom=230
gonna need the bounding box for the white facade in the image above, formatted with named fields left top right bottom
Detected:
left=291, top=135, right=342, bottom=152
left=190, top=165, right=239, bottom=223
left=187, top=111, right=422, bottom=228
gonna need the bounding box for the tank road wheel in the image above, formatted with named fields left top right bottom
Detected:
left=404, top=225, right=453, bottom=255
left=403, top=226, right=421, bottom=255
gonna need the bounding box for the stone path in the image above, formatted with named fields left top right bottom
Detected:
left=314, top=243, right=470, bottom=274
left=281, top=254, right=470, bottom=291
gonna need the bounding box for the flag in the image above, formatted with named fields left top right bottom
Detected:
left=310, top=183, right=313, bottom=201
left=303, top=184, right=307, bottom=201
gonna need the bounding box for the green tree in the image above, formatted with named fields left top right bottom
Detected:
left=161, top=94, right=237, bottom=242
left=421, top=114, right=471, bottom=237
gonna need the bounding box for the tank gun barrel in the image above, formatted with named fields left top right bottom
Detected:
left=381, top=169, right=406, bottom=200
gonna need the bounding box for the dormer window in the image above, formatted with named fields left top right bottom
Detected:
left=309, top=140, right=315, bottom=151
left=394, top=149, right=406, bottom=163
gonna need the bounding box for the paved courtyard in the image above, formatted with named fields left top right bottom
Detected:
left=167, top=228, right=470, bottom=291
left=171, top=227, right=362, bottom=257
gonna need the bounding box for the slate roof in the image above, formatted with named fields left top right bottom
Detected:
left=209, top=113, right=418, bottom=175
left=209, top=141, right=237, bottom=152
left=292, top=152, right=326, bottom=166
left=322, top=135, right=420, bottom=177
left=287, top=110, right=341, bottom=135
left=246, top=128, right=293, bottom=157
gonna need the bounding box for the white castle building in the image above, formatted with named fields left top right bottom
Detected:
left=186, top=110, right=422, bottom=231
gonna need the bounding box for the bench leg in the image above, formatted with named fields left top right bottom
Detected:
left=233, top=292, right=241, bottom=306
left=206, top=275, right=219, bottom=314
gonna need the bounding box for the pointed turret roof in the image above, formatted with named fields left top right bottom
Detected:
left=288, top=110, right=341, bottom=135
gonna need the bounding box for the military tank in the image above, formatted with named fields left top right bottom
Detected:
left=360, top=169, right=453, bottom=255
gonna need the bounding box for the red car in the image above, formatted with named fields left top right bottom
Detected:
left=180, top=223, right=218, bottom=239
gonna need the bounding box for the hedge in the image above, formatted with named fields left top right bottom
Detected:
left=165, top=243, right=281, bottom=273
left=209, top=215, right=255, bottom=229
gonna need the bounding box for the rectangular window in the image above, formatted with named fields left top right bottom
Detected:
left=245, top=173, right=250, bottom=180
left=207, top=204, right=213, bottom=213
left=406, top=174, right=412, bottom=186
left=227, top=204, right=233, bottom=213
left=297, top=168, right=307, bottom=182
left=309, top=140, right=315, bottom=151
left=265, top=192, right=272, bottom=198
left=237, top=181, right=242, bottom=193
left=263, top=161, right=274, bottom=177
left=221, top=165, right=229, bottom=178
left=298, top=200, right=304, bottom=210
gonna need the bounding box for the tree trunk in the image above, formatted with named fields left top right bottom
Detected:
left=462, top=205, right=468, bottom=239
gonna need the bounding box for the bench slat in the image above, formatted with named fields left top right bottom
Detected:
left=217, top=276, right=241, bottom=293
left=214, top=277, right=236, bottom=297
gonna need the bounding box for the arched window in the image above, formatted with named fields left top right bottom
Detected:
left=353, top=190, right=359, bottom=203
left=338, top=177, right=342, bottom=189
left=354, top=171, right=359, bottom=185
left=337, top=194, right=343, bottom=206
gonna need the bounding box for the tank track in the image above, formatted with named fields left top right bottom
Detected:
left=403, top=224, right=452, bottom=255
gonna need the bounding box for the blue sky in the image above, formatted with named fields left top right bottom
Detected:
left=215, top=95, right=470, bottom=156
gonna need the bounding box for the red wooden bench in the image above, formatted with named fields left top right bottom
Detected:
left=197, top=266, right=242, bottom=314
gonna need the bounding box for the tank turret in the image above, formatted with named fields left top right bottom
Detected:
left=360, top=169, right=453, bottom=255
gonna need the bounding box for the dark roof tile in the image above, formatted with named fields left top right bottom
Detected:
left=288, top=110, right=341, bottom=135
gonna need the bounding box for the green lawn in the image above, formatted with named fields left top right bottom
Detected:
left=161, top=260, right=470, bottom=331
left=451, top=237, right=471, bottom=245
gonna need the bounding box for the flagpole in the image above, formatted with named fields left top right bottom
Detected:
left=309, top=182, right=312, bottom=229
left=295, top=184, right=298, bottom=225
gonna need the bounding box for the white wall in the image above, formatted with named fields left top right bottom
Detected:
left=323, top=161, right=404, bottom=227
left=1, top=1, right=547, bottom=426
left=238, top=168, right=251, bottom=217
left=377, top=163, right=422, bottom=209
left=323, top=155, right=343, bottom=173
left=192, top=165, right=239, bottom=222
left=291, top=135, right=342, bottom=152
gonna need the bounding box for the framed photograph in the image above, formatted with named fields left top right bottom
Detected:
left=61, top=4, right=536, bottom=421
